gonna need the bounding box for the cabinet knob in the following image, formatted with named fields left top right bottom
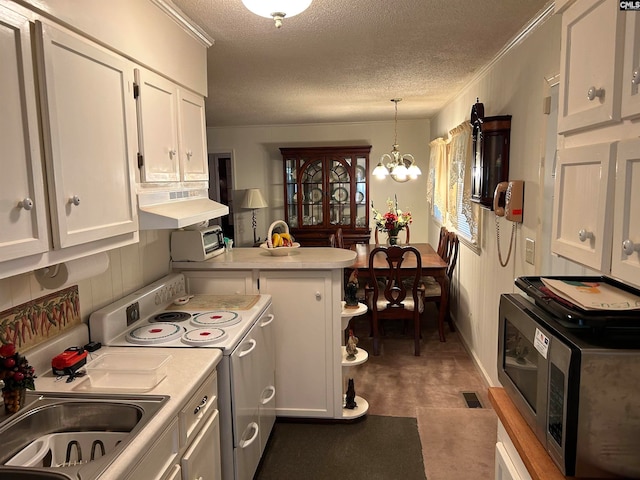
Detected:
left=19, top=198, right=34, bottom=210
left=632, top=68, right=640, bottom=86
left=69, top=195, right=81, bottom=206
left=315, top=292, right=322, bottom=300
left=169, top=149, right=177, bottom=159
left=622, top=239, right=640, bottom=256
left=587, top=86, right=604, bottom=101
left=578, top=229, right=594, bottom=242
left=186, top=150, right=193, bottom=160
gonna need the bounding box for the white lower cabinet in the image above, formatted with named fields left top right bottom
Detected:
left=181, top=410, right=222, bottom=480
left=259, top=269, right=338, bottom=418
left=127, top=371, right=221, bottom=480
left=495, top=422, right=532, bottom=480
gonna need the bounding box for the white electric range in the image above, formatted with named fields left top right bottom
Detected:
left=89, top=273, right=276, bottom=480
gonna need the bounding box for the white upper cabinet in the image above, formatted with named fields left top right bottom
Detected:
left=621, top=12, right=640, bottom=119
left=178, top=89, right=208, bottom=181
left=552, top=142, right=616, bottom=272
left=557, top=0, right=625, bottom=134
left=0, top=6, right=49, bottom=262
left=35, top=21, right=138, bottom=249
left=611, top=139, right=640, bottom=287
left=136, top=68, right=208, bottom=183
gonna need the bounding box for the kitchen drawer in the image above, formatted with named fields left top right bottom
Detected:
left=126, top=417, right=180, bottom=480
left=179, top=370, right=218, bottom=447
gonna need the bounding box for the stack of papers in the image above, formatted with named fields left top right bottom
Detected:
left=541, top=278, right=640, bottom=311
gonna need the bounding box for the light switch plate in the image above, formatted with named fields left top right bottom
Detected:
left=525, top=237, right=535, bottom=265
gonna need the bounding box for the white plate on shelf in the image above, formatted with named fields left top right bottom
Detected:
left=310, top=188, right=323, bottom=203
left=333, top=187, right=349, bottom=202
left=355, top=165, right=366, bottom=182
left=355, top=191, right=365, bottom=204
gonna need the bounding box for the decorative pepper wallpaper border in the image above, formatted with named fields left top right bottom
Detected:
left=0, top=286, right=80, bottom=352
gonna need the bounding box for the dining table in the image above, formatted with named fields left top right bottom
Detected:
left=349, top=242, right=451, bottom=342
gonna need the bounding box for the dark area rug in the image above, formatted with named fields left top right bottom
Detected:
left=254, top=415, right=427, bottom=480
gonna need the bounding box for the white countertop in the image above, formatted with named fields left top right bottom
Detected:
left=172, top=246, right=357, bottom=270
left=29, top=345, right=222, bottom=479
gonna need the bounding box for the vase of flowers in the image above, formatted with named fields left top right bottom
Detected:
left=1, top=344, right=36, bottom=414
left=371, top=195, right=412, bottom=245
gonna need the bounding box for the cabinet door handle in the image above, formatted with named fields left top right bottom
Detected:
left=260, top=314, right=275, bottom=328
left=169, top=149, right=177, bottom=159
left=19, top=198, right=34, bottom=210
left=578, top=229, right=594, bottom=242
left=69, top=195, right=81, bottom=206
left=632, top=68, right=640, bottom=86
left=261, top=385, right=276, bottom=405
left=622, top=239, right=640, bottom=256
left=193, top=394, right=209, bottom=415
left=186, top=150, right=193, bottom=160
left=239, top=422, right=259, bottom=448
left=238, top=338, right=257, bottom=357
left=587, top=86, right=604, bottom=101
left=315, top=292, right=322, bottom=300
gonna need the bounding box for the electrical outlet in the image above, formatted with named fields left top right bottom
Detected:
left=525, top=238, right=535, bottom=265
left=126, top=302, right=140, bottom=326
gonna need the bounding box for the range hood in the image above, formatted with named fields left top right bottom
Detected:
left=138, top=189, right=229, bottom=230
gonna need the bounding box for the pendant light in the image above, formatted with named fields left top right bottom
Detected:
left=372, top=98, right=422, bottom=183
left=242, top=0, right=313, bottom=28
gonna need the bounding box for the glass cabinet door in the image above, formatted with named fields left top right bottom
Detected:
left=354, top=155, right=367, bottom=227
left=300, top=159, right=323, bottom=227
left=285, top=159, right=298, bottom=227
left=328, top=158, right=351, bottom=226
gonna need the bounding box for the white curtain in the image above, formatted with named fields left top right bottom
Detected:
left=428, top=137, right=447, bottom=219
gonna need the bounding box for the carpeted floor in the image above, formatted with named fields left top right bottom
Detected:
left=255, top=305, right=497, bottom=480
left=254, top=415, right=426, bottom=480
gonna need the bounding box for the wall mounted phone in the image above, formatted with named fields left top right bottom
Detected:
left=494, top=181, right=524, bottom=267
left=493, top=181, right=524, bottom=222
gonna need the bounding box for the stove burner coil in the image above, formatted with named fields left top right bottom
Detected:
left=151, top=311, right=191, bottom=323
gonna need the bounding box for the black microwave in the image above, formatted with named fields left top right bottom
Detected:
left=498, top=290, right=640, bottom=478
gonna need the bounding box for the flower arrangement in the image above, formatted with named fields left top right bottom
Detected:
left=371, top=195, right=413, bottom=240
left=1, top=343, right=36, bottom=391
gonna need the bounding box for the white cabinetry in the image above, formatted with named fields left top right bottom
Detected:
left=622, top=12, right=640, bottom=119
left=611, top=139, right=640, bottom=284
left=557, top=0, right=624, bottom=134
left=135, top=68, right=208, bottom=183
left=551, top=142, right=616, bottom=271
left=495, top=421, right=532, bottom=480
left=126, top=370, right=221, bottom=480
left=259, top=270, right=339, bottom=418
left=552, top=139, right=640, bottom=288
left=35, top=21, right=138, bottom=248
left=0, top=6, right=49, bottom=262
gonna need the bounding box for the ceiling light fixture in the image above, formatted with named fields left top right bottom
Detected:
left=241, top=0, right=313, bottom=28
left=372, top=98, right=422, bottom=183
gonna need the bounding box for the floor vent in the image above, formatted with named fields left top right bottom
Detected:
left=462, top=391, right=483, bottom=408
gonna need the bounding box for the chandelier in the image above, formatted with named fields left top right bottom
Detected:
left=241, top=0, right=313, bottom=28
left=372, top=98, right=422, bottom=183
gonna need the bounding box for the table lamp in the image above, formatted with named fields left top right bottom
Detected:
left=241, top=188, right=268, bottom=244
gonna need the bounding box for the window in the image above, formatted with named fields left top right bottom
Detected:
left=428, top=122, right=480, bottom=246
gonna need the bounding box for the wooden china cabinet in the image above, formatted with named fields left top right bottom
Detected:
left=280, top=146, right=371, bottom=247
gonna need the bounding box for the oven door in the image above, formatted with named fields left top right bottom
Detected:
left=498, top=294, right=551, bottom=445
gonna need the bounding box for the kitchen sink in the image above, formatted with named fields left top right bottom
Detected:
left=0, top=392, right=168, bottom=479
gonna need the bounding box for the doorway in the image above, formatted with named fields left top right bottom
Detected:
left=209, top=152, right=235, bottom=241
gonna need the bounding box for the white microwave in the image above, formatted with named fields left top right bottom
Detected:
left=170, top=225, right=225, bottom=261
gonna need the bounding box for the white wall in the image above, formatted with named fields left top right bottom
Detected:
left=428, top=13, right=594, bottom=386
left=208, top=120, right=431, bottom=247
left=0, top=230, right=172, bottom=322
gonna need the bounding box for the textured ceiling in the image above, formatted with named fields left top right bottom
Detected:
left=170, top=0, right=552, bottom=127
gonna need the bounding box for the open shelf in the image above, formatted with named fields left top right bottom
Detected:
left=342, top=395, right=369, bottom=419
left=341, top=346, right=368, bottom=367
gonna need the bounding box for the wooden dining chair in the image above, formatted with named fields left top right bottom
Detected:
left=366, top=245, right=424, bottom=356
left=335, top=227, right=345, bottom=249
left=422, top=231, right=459, bottom=338
left=374, top=225, right=410, bottom=245
left=436, top=225, right=448, bottom=258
